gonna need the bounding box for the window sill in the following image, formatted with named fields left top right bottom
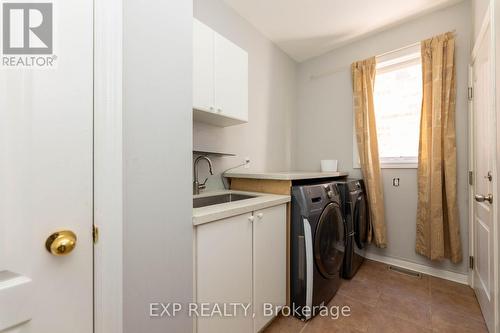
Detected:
left=380, top=163, right=418, bottom=169
left=354, top=163, right=418, bottom=169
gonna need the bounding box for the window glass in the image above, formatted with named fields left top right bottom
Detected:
left=374, top=54, right=422, bottom=164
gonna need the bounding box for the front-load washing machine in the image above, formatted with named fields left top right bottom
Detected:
left=334, top=178, right=369, bottom=279
left=290, top=182, right=345, bottom=320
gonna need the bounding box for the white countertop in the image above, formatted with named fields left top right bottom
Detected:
left=192, top=190, right=290, bottom=226
left=223, top=170, right=349, bottom=180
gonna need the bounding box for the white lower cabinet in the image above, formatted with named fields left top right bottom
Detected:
left=196, top=213, right=253, bottom=333
left=253, top=205, right=287, bottom=332
left=195, top=204, right=286, bottom=333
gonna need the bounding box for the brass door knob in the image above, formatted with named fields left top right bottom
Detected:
left=45, top=230, right=77, bottom=256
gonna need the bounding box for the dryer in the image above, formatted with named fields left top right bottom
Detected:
left=334, top=178, right=369, bottom=279
left=290, top=182, right=345, bottom=320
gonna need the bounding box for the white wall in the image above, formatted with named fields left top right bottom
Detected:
left=293, top=1, right=471, bottom=274
left=123, top=0, right=193, bottom=332
left=193, top=0, right=297, bottom=190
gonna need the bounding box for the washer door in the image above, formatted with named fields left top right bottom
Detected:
left=313, top=202, right=344, bottom=279
left=353, top=192, right=369, bottom=249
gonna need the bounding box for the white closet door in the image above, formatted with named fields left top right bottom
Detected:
left=0, top=1, right=94, bottom=332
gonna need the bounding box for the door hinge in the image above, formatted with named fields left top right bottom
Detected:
left=468, top=87, right=473, bottom=101
left=469, top=171, right=474, bottom=186
left=93, top=224, right=99, bottom=244
left=469, top=256, right=474, bottom=270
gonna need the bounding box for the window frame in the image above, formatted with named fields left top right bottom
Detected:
left=353, top=44, right=422, bottom=169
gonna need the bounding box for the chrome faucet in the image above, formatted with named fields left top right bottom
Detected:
left=193, top=155, right=214, bottom=195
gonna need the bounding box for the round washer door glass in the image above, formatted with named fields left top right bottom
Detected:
left=314, top=202, right=344, bottom=279
left=354, top=193, right=369, bottom=249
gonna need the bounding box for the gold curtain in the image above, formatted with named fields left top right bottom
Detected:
left=352, top=57, right=387, bottom=248
left=416, top=32, right=462, bottom=263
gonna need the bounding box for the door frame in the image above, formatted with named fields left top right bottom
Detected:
left=495, top=0, right=500, bottom=331
left=469, top=2, right=499, bottom=332
left=93, top=0, right=123, bottom=332
left=468, top=60, right=474, bottom=287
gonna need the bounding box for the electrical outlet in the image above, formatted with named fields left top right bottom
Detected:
left=392, top=178, right=400, bottom=187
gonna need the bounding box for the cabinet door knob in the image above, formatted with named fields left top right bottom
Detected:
left=209, top=106, right=215, bottom=111
left=217, top=108, right=222, bottom=113
left=248, top=216, right=255, bottom=222
left=256, top=213, right=264, bottom=219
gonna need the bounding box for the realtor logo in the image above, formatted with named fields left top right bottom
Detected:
left=2, top=2, right=55, bottom=67
left=3, top=3, right=52, bottom=54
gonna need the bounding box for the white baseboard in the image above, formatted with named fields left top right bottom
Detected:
left=363, top=252, right=469, bottom=285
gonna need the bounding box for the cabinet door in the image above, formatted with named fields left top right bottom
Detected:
left=193, top=19, right=215, bottom=112
left=196, top=214, right=253, bottom=333
left=214, top=33, right=248, bottom=121
left=253, top=205, right=287, bottom=332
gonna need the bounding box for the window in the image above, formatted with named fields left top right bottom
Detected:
left=353, top=44, right=422, bottom=168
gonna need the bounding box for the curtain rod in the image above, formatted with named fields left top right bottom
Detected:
left=309, top=30, right=455, bottom=81
left=376, top=41, right=420, bottom=59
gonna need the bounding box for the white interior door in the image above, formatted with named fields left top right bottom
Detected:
left=472, top=24, right=495, bottom=333
left=0, top=0, right=94, bottom=332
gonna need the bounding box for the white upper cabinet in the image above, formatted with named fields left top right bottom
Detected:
left=193, top=19, right=215, bottom=112
left=214, top=33, right=248, bottom=121
left=193, top=19, right=248, bottom=127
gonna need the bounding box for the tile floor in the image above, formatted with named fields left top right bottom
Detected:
left=264, top=260, right=488, bottom=333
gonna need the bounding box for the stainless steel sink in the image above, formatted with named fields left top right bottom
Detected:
left=193, top=193, right=257, bottom=208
